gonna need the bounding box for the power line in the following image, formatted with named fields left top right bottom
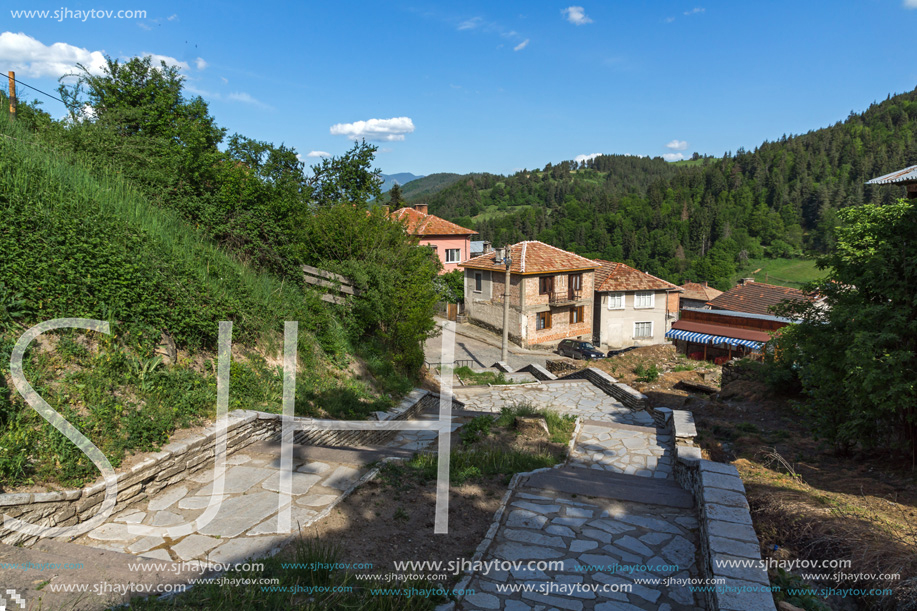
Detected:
left=5, top=73, right=66, bottom=105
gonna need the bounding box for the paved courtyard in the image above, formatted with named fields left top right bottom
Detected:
left=68, top=412, right=454, bottom=565
left=454, top=379, right=656, bottom=427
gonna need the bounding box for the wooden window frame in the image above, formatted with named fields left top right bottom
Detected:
left=539, top=276, right=554, bottom=295
left=537, top=311, right=552, bottom=330
left=569, top=305, right=585, bottom=324
left=569, top=273, right=583, bottom=291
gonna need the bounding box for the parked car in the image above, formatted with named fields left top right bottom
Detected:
left=557, top=339, right=605, bottom=360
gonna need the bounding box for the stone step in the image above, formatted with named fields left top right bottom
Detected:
left=245, top=440, right=419, bottom=465
left=0, top=541, right=196, bottom=610
left=523, top=467, right=694, bottom=509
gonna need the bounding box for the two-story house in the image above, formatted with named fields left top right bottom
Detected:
left=390, top=204, right=477, bottom=274
left=592, top=260, right=683, bottom=349
left=460, top=241, right=600, bottom=348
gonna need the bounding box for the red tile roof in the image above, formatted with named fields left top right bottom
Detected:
left=459, top=241, right=600, bottom=274
left=593, top=260, right=682, bottom=293
left=707, top=281, right=815, bottom=316
left=680, top=282, right=723, bottom=302
left=390, top=206, right=477, bottom=236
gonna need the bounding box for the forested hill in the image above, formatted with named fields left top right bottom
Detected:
left=417, top=87, right=917, bottom=289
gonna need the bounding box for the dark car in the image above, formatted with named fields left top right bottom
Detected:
left=557, top=339, right=605, bottom=360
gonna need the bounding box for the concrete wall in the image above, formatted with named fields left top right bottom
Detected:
left=560, top=367, right=649, bottom=410
left=595, top=289, right=673, bottom=349
left=420, top=235, right=471, bottom=274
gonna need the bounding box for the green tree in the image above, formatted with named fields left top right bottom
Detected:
left=776, top=199, right=917, bottom=465
left=388, top=182, right=406, bottom=209
left=308, top=140, right=383, bottom=208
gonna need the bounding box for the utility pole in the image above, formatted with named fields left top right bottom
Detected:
left=501, top=247, right=513, bottom=363
left=8, top=71, right=16, bottom=121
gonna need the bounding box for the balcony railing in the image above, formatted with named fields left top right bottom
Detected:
left=549, top=289, right=582, bottom=305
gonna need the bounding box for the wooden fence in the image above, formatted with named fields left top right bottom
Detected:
left=302, top=264, right=359, bottom=305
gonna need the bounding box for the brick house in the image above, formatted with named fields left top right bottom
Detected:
left=592, top=260, right=684, bottom=349
left=390, top=204, right=477, bottom=274
left=460, top=241, right=600, bottom=348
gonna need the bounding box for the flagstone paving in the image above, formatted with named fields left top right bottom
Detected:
left=570, top=421, right=674, bottom=479
left=453, top=380, right=656, bottom=427
left=68, top=409, right=460, bottom=566
left=461, top=489, right=703, bottom=611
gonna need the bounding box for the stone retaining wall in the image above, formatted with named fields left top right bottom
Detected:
left=0, top=388, right=447, bottom=548
left=658, top=407, right=776, bottom=611
left=545, top=358, right=579, bottom=376
left=560, top=367, right=649, bottom=410
left=720, top=360, right=756, bottom=387
left=513, top=363, right=557, bottom=381
left=0, top=410, right=273, bottom=547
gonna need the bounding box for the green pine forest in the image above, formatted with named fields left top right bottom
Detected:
left=407, top=88, right=917, bottom=290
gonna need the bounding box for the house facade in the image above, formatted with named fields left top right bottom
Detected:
left=666, top=308, right=790, bottom=363
left=390, top=204, right=477, bottom=274
left=592, top=260, right=683, bottom=349
left=460, top=241, right=599, bottom=348
left=679, top=281, right=723, bottom=310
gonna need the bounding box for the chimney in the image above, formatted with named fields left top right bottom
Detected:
left=483, top=241, right=493, bottom=254
left=739, top=278, right=755, bottom=285
left=414, top=203, right=428, bottom=214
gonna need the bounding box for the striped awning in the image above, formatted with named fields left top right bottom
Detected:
left=665, top=328, right=763, bottom=350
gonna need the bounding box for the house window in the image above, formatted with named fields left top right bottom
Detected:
left=536, top=311, right=552, bottom=330
left=539, top=276, right=554, bottom=295
left=569, top=273, right=582, bottom=291
left=570, top=306, right=585, bottom=324
left=474, top=272, right=483, bottom=292
left=634, top=291, right=655, bottom=309
left=607, top=292, right=624, bottom=310
left=634, top=321, right=653, bottom=338
left=445, top=248, right=461, bottom=263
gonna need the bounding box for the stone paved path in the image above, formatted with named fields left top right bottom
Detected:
left=462, top=489, right=703, bottom=611
left=454, top=380, right=656, bottom=427
left=68, top=410, right=457, bottom=566
left=571, top=421, right=673, bottom=479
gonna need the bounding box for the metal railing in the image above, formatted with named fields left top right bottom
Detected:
left=549, top=289, right=582, bottom=305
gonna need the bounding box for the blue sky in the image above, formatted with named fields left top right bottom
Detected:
left=3, top=1, right=917, bottom=176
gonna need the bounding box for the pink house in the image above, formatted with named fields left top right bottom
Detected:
left=390, top=204, right=477, bottom=274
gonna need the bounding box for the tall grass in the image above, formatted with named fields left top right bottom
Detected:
left=0, top=113, right=334, bottom=352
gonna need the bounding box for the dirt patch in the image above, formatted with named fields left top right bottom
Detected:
left=302, top=469, right=506, bottom=579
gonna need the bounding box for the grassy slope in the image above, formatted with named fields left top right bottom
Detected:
left=0, top=114, right=390, bottom=490
left=733, top=258, right=827, bottom=288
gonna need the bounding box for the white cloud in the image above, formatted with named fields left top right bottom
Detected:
left=684, top=7, right=705, bottom=15
left=905, top=0, right=917, bottom=7
left=138, top=22, right=152, bottom=31
left=195, top=57, right=207, bottom=70
left=330, top=117, right=415, bottom=142
left=513, top=39, right=530, bottom=51
left=666, top=139, right=688, bottom=151
left=562, top=6, right=593, bottom=25
left=664, top=16, right=676, bottom=23
left=0, top=32, right=107, bottom=78
left=220, top=76, right=228, bottom=84
left=458, top=17, right=482, bottom=30
left=142, top=52, right=190, bottom=71
left=663, top=153, right=685, bottom=162
left=574, top=152, right=602, bottom=164
left=167, top=14, right=178, bottom=21
left=227, top=91, right=271, bottom=109
left=307, top=150, right=331, bottom=158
